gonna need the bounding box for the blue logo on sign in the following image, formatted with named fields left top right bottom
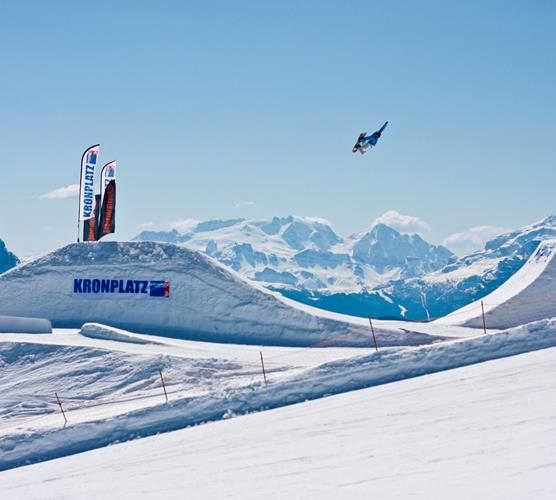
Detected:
left=73, top=279, right=170, bottom=298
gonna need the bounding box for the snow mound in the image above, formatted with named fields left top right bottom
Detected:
left=0, top=315, right=51, bottom=334
left=80, top=323, right=161, bottom=345
left=0, top=241, right=443, bottom=346
left=437, top=239, right=556, bottom=328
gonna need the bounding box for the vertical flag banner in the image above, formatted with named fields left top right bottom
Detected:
left=98, top=180, right=116, bottom=239
left=79, top=144, right=100, bottom=221
left=100, top=161, right=117, bottom=204
left=83, top=194, right=101, bottom=241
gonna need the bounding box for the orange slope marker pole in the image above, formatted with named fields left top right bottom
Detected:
left=368, top=316, right=379, bottom=352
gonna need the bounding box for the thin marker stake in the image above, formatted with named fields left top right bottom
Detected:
left=259, top=351, right=268, bottom=385
left=481, top=301, right=487, bottom=335
left=159, top=370, right=168, bottom=402
left=55, top=392, right=67, bottom=424
left=368, top=316, right=379, bottom=352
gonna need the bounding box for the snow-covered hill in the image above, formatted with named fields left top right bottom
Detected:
left=0, top=239, right=18, bottom=275
left=135, top=216, right=455, bottom=293
left=0, top=241, right=447, bottom=347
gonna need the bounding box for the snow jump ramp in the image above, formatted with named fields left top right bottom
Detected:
left=436, top=239, right=556, bottom=329
left=0, top=242, right=441, bottom=346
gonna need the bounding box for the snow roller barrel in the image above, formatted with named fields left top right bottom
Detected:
left=0, top=315, right=52, bottom=334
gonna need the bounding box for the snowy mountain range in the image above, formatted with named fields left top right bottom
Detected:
left=283, top=215, right=556, bottom=320
left=0, top=239, right=18, bottom=275
left=136, top=216, right=455, bottom=293
left=136, top=215, right=556, bottom=320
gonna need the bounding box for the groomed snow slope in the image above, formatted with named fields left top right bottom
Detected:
left=0, top=325, right=366, bottom=437
left=1, top=345, right=554, bottom=499
left=0, top=242, right=446, bottom=347
left=437, top=239, right=556, bottom=328
left=1, top=318, right=555, bottom=471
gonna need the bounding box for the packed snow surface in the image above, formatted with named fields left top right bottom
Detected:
left=1, top=344, right=555, bottom=499
left=0, top=318, right=555, bottom=471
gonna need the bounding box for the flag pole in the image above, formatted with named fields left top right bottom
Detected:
left=77, top=148, right=84, bottom=242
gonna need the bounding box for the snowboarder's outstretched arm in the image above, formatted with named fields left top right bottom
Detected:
left=378, top=121, right=388, bottom=134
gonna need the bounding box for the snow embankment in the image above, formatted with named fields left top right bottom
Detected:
left=0, top=241, right=446, bottom=347
left=0, top=315, right=51, bottom=334
left=1, top=318, right=555, bottom=471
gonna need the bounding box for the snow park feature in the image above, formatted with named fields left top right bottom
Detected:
left=437, top=239, right=556, bottom=329
left=0, top=241, right=455, bottom=347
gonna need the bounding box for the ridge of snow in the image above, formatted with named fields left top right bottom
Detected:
left=79, top=323, right=161, bottom=345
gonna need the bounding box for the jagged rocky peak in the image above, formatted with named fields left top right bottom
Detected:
left=351, top=224, right=454, bottom=275
left=0, top=239, right=19, bottom=274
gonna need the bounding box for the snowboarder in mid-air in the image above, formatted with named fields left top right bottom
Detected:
left=352, top=122, right=388, bottom=154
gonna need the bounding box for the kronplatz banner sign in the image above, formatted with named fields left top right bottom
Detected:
left=77, top=145, right=119, bottom=242
left=79, top=144, right=100, bottom=221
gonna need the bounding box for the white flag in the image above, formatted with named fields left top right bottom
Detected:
left=79, top=144, right=100, bottom=221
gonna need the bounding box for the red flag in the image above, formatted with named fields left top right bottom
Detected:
left=98, top=180, right=116, bottom=240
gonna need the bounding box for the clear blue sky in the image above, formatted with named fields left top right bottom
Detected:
left=1, top=0, right=555, bottom=257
